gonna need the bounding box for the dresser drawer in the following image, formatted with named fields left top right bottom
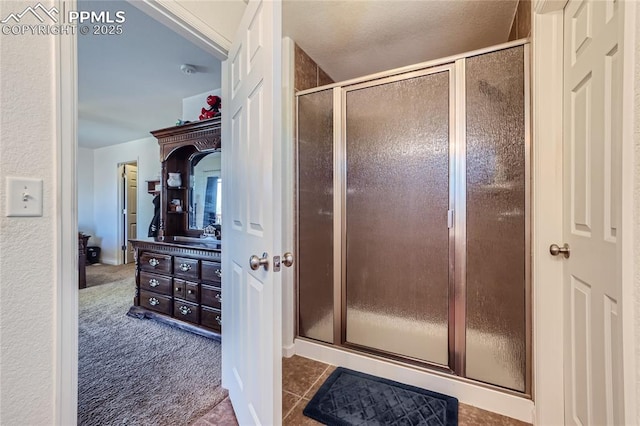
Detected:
left=140, top=252, right=172, bottom=274
left=139, top=271, right=172, bottom=296
left=174, top=257, right=199, bottom=280
left=174, top=300, right=199, bottom=324
left=201, top=284, right=222, bottom=309
left=140, top=290, right=172, bottom=315
left=201, top=260, right=222, bottom=284
left=185, top=282, right=199, bottom=303
left=174, top=279, right=199, bottom=303
left=201, top=306, right=222, bottom=333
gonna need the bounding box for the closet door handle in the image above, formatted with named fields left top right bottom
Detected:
left=549, top=243, right=570, bottom=259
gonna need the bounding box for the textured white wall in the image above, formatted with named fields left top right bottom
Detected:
left=92, top=137, right=160, bottom=264
left=78, top=146, right=95, bottom=235
left=0, top=1, right=56, bottom=423
left=182, top=88, right=221, bottom=122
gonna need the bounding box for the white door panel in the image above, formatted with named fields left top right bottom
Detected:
left=125, top=164, right=137, bottom=264
left=222, top=0, right=282, bottom=424
left=563, top=0, right=624, bottom=424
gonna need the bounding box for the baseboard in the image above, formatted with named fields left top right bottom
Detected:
left=294, top=338, right=534, bottom=424
left=282, top=343, right=295, bottom=358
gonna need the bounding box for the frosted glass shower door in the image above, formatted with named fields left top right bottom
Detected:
left=344, top=67, right=453, bottom=366
left=297, top=89, right=334, bottom=343
left=465, top=46, right=527, bottom=392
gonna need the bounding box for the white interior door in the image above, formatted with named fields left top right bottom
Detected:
left=562, top=0, right=624, bottom=424
left=221, top=0, right=283, bottom=424
left=124, top=164, right=137, bottom=264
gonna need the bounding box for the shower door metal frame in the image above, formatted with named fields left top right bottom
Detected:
left=295, top=38, right=531, bottom=396
left=335, top=64, right=458, bottom=373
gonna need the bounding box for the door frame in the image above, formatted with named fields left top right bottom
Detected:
left=532, top=0, right=637, bottom=424
left=55, top=0, right=638, bottom=424
left=54, top=1, right=233, bottom=423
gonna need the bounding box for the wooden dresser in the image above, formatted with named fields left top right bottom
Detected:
left=129, top=239, right=222, bottom=338
left=128, top=117, right=223, bottom=339
left=78, top=233, right=90, bottom=289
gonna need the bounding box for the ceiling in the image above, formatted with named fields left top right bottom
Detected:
left=78, top=0, right=221, bottom=149
left=284, top=0, right=519, bottom=82
left=79, top=0, right=519, bottom=149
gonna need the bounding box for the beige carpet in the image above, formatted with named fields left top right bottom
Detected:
left=85, top=262, right=135, bottom=287
left=78, top=274, right=226, bottom=425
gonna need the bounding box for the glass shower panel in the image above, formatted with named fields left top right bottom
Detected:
left=297, top=89, right=334, bottom=343
left=345, top=71, right=451, bottom=366
left=465, top=46, right=526, bottom=391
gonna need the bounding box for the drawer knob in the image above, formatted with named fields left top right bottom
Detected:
left=215, top=269, right=222, bottom=278
left=149, top=278, right=160, bottom=287
left=149, top=297, right=160, bottom=306
left=179, top=305, right=192, bottom=315
left=187, top=289, right=195, bottom=295
left=179, top=263, right=192, bottom=272
left=216, top=315, right=222, bottom=326
left=215, top=293, right=222, bottom=303
left=149, top=258, right=160, bottom=267
left=175, top=287, right=182, bottom=293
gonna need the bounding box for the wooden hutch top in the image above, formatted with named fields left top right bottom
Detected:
left=151, top=117, right=221, bottom=162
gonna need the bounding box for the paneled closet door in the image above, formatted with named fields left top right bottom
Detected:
left=344, top=67, right=453, bottom=367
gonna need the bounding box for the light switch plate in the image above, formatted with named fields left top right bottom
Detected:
left=6, top=177, right=43, bottom=217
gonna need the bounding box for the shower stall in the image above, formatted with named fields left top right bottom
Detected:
left=296, top=40, right=530, bottom=394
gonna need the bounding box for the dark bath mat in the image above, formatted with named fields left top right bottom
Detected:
left=303, top=367, right=458, bottom=426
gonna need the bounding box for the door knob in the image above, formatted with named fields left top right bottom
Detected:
left=549, top=243, right=570, bottom=259
left=282, top=252, right=294, bottom=267
left=249, top=252, right=269, bottom=271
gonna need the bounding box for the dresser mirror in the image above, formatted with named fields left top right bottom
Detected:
left=189, top=151, right=222, bottom=230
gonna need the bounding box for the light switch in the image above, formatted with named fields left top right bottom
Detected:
left=6, top=177, right=43, bottom=217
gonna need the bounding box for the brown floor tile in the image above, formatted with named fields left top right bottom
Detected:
left=283, top=398, right=323, bottom=426
left=199, top=397, right=239, bottom=426
left=303, top=365, right=336, bottom=399
left=191, top=419, right=213, bottom=426
left=459, top=403, right=531, bottom=426
left=282, top=355, right=330, bottom=396
left=283, top=390, right=301, bottom=419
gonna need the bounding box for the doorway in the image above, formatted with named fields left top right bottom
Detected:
left=73, top=1, right=229, bottom=424
left=119, top=162, right=137, bottom=265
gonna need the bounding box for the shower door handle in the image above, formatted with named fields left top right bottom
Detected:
left=549, top=243, right=570, bottom=259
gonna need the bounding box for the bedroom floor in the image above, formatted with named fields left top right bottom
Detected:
left=192, top=355, right=531, bottom=425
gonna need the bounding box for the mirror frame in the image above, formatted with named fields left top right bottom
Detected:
left=188, top=149, right=222, bottom=233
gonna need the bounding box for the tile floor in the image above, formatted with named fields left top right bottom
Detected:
left=193, top=355, right=532, bottom=426
left=191, top=396, right=238, bottom=426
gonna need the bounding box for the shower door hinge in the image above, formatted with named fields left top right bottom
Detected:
left=447, top=210, right=454, bottom=229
